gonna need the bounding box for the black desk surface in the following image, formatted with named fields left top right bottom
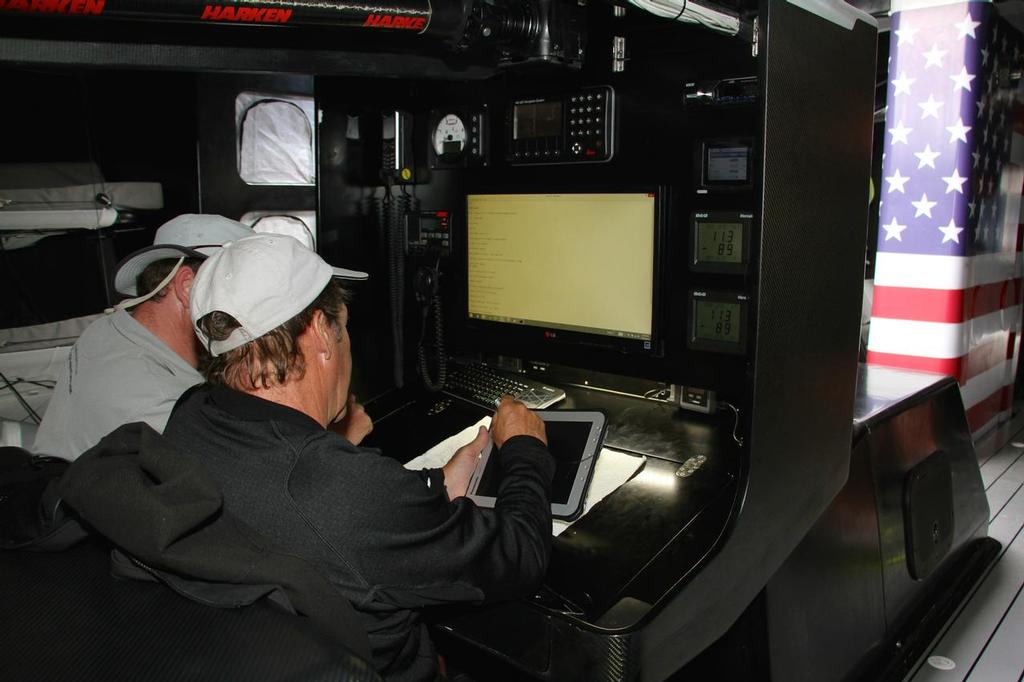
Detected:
left=364, top=384, right=742, bottom=630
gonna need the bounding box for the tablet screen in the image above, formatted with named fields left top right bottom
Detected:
left=474, top=420, right=595, bottom=504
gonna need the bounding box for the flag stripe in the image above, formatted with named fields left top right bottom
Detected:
left=965, top=385, right=1012, bottom=433
left=872, top=279, right=1022, bottom=322
left=874, top=252, right=1019, bottom=289
left=868, top=306, right=1021, bottom=358
left=866, top=333, right=1013, bottom=385
left=961, top=353, right=1014, bottom=407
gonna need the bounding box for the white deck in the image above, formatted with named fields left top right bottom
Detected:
left=907, top=419, right=1024, bottom=682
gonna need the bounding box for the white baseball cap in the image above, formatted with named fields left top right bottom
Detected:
left=115, top=214, right=255, bottom=297
left=190, top=233, right=368, bottom=356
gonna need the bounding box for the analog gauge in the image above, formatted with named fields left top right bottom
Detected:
left=433, top=114, right=467, bottom=157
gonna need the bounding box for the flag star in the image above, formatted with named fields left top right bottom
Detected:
left=892, top=71, right=916, bottom=95
left=923, top=44, right=947, bottom=68
left=918, top=95, right=943, bottom=119
left=950, top=66, right=976, bottom=92
left=955, top=13, right=981, bottom=40
left=912, top=193, right=938, bottom=218
left=889, top=120, right=913, bottom=144
left=972, top=150, right=981, bottom=168
left=938, top=218, right=964, bottom=243
left=885, top=168, right=910, bottom=193
left=982, top=46, right=991, bottom=66
left=969, top=199, right=977, bottom=218
left=882, top=217, right=908, bottom=241
left=942, top=168, right=967, bottom=194
left=976, top=96, right=987, bottom=117
left=895, top=24, right=918, bottom=46
left=915, top=144, right=941, bottom=169
left=946, top=117, right=971, bottom=143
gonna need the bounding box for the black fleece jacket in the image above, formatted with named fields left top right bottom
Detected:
left=161, top=385, right=555, bottom=682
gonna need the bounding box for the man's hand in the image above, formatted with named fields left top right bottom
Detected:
left=330, top=396, right=373, bottom=445
left=490, top=396, right=546, bottom=448
left=443, top=426, right=489, bottom=499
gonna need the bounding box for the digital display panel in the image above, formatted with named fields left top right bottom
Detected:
left=697, top=222, right=743, bottom=264
left=706, top=145, right=749, bottom=182
left=694, top=300, right=741, bottom=343
left=513, top=102, right=563, bottom=140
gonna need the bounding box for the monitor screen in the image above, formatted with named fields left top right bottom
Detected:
left=466, top=192, right=658, bottom=349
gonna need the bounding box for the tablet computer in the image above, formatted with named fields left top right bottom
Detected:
left=467, top=410, right=606, bottom=521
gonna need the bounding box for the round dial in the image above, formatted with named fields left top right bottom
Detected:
left=433, top=114, right=467, bottom=157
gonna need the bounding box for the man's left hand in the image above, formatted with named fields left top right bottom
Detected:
left=330, top=396, right=374, bottom=445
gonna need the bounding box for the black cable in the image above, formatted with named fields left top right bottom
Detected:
left=671, top=0, right=689, bottom=22
left=0, top=370, right=42, bottom=425
left=417, top=290, right=447, bottom=391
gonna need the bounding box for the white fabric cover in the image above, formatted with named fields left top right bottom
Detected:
left=236, top=93, right=316, bottom=185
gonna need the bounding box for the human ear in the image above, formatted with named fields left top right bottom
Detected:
left=312, top=310, right=334, bottom=360
left=174, top=267, right=195, bottom=307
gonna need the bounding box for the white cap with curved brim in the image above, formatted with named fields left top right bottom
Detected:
left=114, top=214, right=256, bottom=298
left=190, top=233, right=368, bottom=357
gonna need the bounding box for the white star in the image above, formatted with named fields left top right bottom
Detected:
left=912, top=193, right=938, bottom=218
left=889, top=121, right=913, bottom=145
left=923, top=44, right=947, bottom=68
left=918, top=95, right=943, bottom=119
left=895, top=24, right=918, bottom=46
left=972, top=150, right=981, bottom=168
left=942, top=169, right=968, bottom=194
left=886, top=168, right=910, bottom=193
left=938, top=218, right=964, bottom=243
left=892, top=71, right=916, bottom=96
left=969, top=199, right=977, bottom=218
left=977, top=96, right=987, bottom=117
left=950, top=67, right=976, bottom=92
left=946, top=118, right=971, bottom=143
left=882, top=217, right=908, bottom=241
left=982, top=47, right=991, bottom=66
left=915, top=144, right=941, bottom=169
left=955, top=14, right=981, bottom=40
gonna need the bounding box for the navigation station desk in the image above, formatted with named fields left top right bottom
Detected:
left=364, top=382, right=743, bottom=681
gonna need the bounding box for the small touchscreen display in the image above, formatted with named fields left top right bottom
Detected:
left=706, top=145, right=749, bottom=182
left=474, top=420, right=593, bottom=503
left=513, top=101, right=563, bottom=140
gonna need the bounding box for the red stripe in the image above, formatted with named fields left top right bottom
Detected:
left=866, top=351, right=963, bottom=377
left=872, top=280, right=1022, bottom=323
left=867, top=337, right=1012, bottom=384
left=963, top=333, right=1014, bottom=381
left=966, top=386, right=1012, bottom=433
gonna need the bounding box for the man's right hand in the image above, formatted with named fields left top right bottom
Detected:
left=490, top=396, right=547, bottom=448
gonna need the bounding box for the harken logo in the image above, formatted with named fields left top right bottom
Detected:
left=363, top=13, right=426, bottom=30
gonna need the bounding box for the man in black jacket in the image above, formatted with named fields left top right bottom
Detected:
left=163, top=233, right=555, bottom=682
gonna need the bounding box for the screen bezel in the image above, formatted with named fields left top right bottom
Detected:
left=461, top=187, right=666, bottom=357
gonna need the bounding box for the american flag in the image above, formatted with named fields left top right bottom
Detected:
left=867, top=0, right=1024, bottom=436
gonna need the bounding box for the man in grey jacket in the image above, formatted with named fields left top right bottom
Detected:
left=32, top=214, right=252, bottom=459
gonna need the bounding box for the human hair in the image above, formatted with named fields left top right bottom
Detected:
left=136, top=257, right=204, bottom=301
left=197, top=279, right=350, bottom=391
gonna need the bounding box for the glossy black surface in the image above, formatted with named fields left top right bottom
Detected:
left=366, top=382, right=742, bottom=627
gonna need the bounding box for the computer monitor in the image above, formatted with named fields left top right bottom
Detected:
left=465, top=190, right=661, bottom=355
